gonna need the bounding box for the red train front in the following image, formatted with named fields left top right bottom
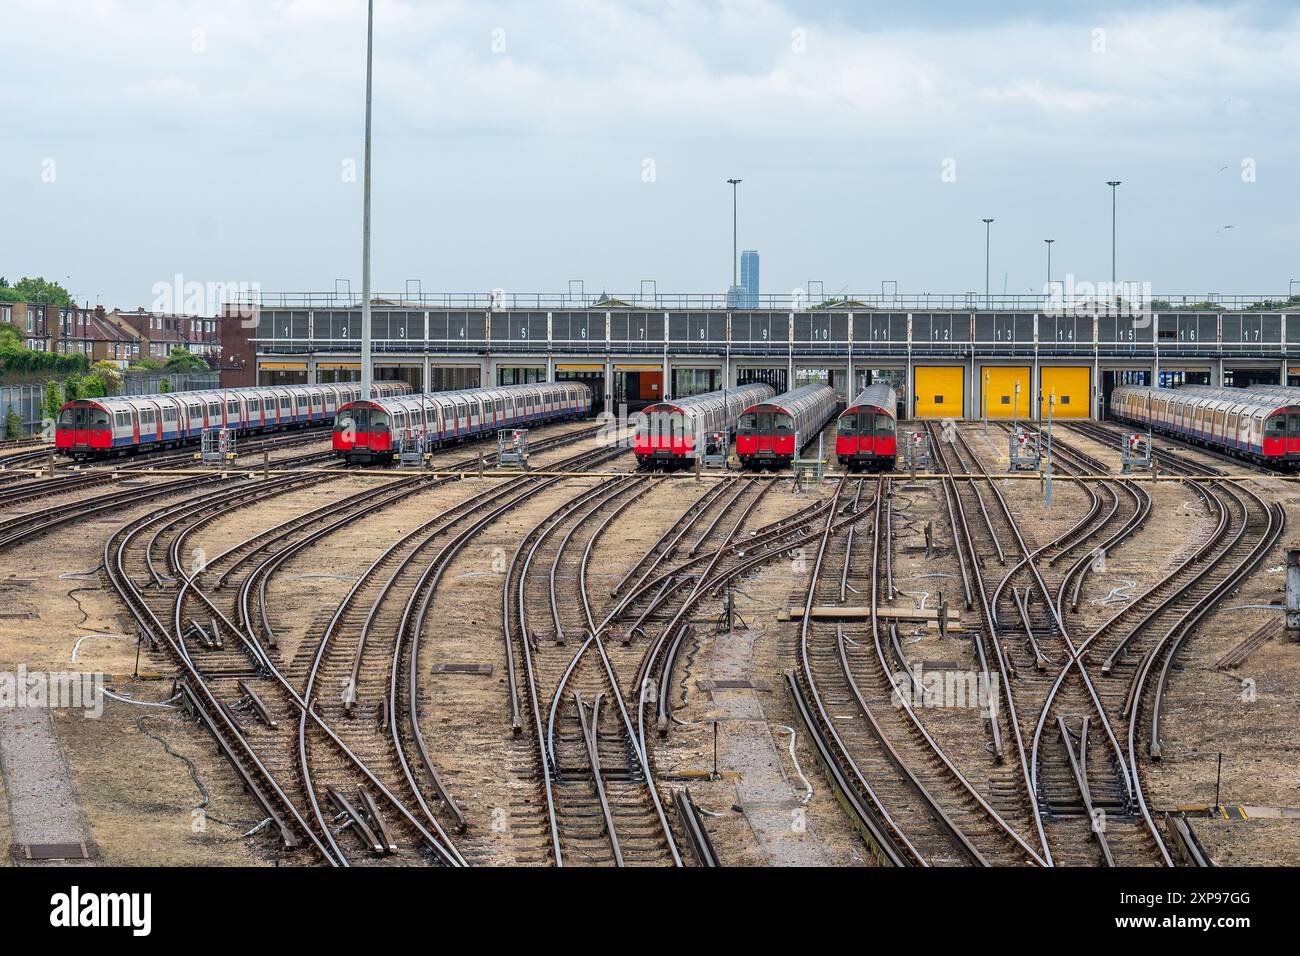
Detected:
left=735, top=384, right=838, bottom=470
left=54, top=402, right=114, bottom=456
left=332, top=401, right=391, bottom=462
left=835, top=383, right=899, bottom=471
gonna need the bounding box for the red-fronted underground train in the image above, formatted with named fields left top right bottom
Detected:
left=331, top=382, right=592, bottom=464
left=735, top=385, right=838, bottom=469
left=835, top=383, right=899, bottom=471
left=1110, top=384, right=1300, bottom=466
left=55, top=381, right=411, bottom=459
left=633, top=383, right=775, bottom=469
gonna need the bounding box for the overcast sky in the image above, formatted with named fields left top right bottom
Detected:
left=2, top=0, right=1298, bottom=310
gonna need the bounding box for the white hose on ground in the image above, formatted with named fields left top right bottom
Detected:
left=773, top=724, right=813, bottom=805
left=70, top=632, right=133, bottom=663
left=103, top=688, right=180, bottom=709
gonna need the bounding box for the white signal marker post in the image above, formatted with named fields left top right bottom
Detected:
left=1044, top=391, right=1055, bottom=507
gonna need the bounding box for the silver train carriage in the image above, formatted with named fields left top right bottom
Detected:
left=1110, top=384, right=1300, bottom=464
left=633, top=382, right=776, bottom=468
left=332, top=382, right=592, bottom=463
left=56, top=381, right=411, bottom=457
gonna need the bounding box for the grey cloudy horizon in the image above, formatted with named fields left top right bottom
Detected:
left=2, top=0, right=1298, bottom=312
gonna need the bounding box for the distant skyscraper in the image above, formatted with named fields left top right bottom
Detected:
left=740, top=250, right=759, bottom=307
left=726, top=285, right=744, bottom=308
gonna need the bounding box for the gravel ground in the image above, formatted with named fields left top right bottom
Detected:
left=3, top=417, right=1297, bottom=866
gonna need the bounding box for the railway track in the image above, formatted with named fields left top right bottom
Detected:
left=98, top=421, right=607, bottom=865
left=788, top=476, right=1045, bottom=866
left=507, top=472, right=683, bottom=865
left=932, top=421, right=1279, bottom=866
left=1061, top=420, right=1284, bottom=862
left=502, top=463, right=838, bottom=865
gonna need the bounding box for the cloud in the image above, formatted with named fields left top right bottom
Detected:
left=1, top=1, right=1298, bottom=303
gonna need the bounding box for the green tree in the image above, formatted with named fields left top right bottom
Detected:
left=4, top=408, right=24, bottom=440
left=0, top=277, right=73, bottom=307
left=130, top=357, right=162, bottom=371
left=88, top=361, right=122, bottom=396
left=43, top=380, right=63, bottom=420
left=163, top=347, right=208, bottom=372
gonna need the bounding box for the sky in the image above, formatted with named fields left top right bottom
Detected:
left=1, top=0, right=1298, bottom=311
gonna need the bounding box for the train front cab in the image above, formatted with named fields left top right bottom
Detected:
left=1262, top=407, right=1300, bottom=464
left=634, top=403, right=695, bottom=469
left=736, top=405, right=796, bottom=469
left=55, top=402, right=113, bottom=457
left=333, top=402, right=391, bottom=463
left=836, top=406, right=897, bottom=471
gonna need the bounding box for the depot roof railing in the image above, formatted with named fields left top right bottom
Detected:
left=230, top=291, right=1300, bottom=313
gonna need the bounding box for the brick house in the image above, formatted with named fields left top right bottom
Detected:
left=0, top=300, right=55, bottom=351
left=50, top=306, right=145, bottom=367
left=103, top=309, right=221, bottom=365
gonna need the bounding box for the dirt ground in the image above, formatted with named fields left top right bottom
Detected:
left=2, top=418, right=1297, bottom=866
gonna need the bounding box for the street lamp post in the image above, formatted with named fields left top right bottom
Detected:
left=727, top=179, right=742, bottom=304
left=1044, top=239, right=1055, bottom=299
left=1107, top=181, right=1122, bottom=307
left=724, top=177, right=742, bottom=447
left=982, top=219, right=994, bottom=308
left=360, top=0, right=375, bottom=400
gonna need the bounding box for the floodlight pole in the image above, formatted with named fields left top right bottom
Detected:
left=360, top=0, right=375, bottom=400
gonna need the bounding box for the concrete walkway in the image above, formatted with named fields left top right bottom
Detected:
left=0, top=707, right=94, bottom=864
left=708, top=626, right=829, bottom=866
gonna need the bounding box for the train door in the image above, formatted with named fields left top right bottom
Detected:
left=752, top=410, right=773, bottom=453
left=873, top=410, right=896, bottom=455
left=72, top=405, right=91, bottom=447
left=131, top=408, right=140, bottom=445
left=1288, top=411, right=1300, bottom=455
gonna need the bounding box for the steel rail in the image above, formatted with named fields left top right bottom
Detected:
left=926, top=424, right=1051, bottom=863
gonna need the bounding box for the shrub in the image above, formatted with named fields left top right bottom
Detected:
left=4, top=408, right=24, bottom=441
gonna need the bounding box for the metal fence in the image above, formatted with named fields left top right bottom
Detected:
left=121, top=371, right=220, bottom=395
left=238, top=288, right=1300, bottom=313
left=0, top=385, right=47, bottom=440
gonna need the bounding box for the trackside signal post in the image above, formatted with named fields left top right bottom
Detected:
left=1286, top=550, right=1300, bottom=642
